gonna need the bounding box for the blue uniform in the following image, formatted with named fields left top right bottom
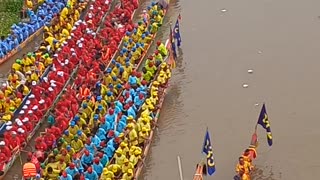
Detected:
left=84, top=171, right=98, bottom=180
left=127, top=106, right=137, bottom=119
left=117, top=120, right=127, bottom=133
left=134, top=96, right=145, bottom=107
left=128, top=75, right=138, bottom=86
left=103, top=144, right=115, bottom=158
left=96, top=128, right=106, bottom=141
left=100, top=121, right=111, bottom=131
left=105, top=113, right=115, bottom=124
left=81, top=153, right=94, bottom=167
left=59, top=174, right=73, bottom=180
left=115, top=101, right=124, bottom=111
left=65, top=167, right=79, bottom=177
left=91, top=135, right=101, bottom=148
left=85, top=143, right=96, bottom=155
left=100, top=154, right=109, bottom=166
left=93, top=162, right=103, bottom=175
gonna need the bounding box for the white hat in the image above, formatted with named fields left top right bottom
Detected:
left=98, top=7, right=101, bottom=10
left=15, top=118, right=20, bottom=123
left=19, top=110, right=25, bottom=114
left=65, top=59, right=69, bottom=64
left=53, top=54, right=58, bottom=57
left=6, top=121, right=12, bottom=126
left=143, top=10, right=147, bottom=13
left=22, top=105, right=28, bottom=110
left=63, top=41, right=68, bottom=45
left=57, top=48, right=61, bottom=52
left=22, top=118, right=29, bottom=123
left=72, top=53, right=76, bottom=56
left=21, top=129, right=25, bottom=133
left=48, top=87, right=54, bottom=92
left=68, top=36, right=71, bottom=40
left=49, top=80, right=56, bottom=84
left=28, top=110, right=33, bottom=114
left=32, top=105, right=38, bottom=110
left=39, top=99, right=45, bottom=104
left=6, top=126, right=12, bottom=131
left=2, top=83, right=7, bottom=87
left=43, top=77, right=48, bottom=82
left=89, top=6, right=94, bottom=10
left=17, top=121, right=23, bottom=126
left=11, top=131, right=17, bottom=135
left=17, top=128, right=22, bottom=133
left=26, top=100, right=31, bottom=105
left=29, top=94, right=35, bottom=99
left=0, top=141, right=5, bottom=146
left=52, top=67, right=57, bottom=71
left=75, top=22, right=79, bottom=26
left=78, top=43, right=83, bottom=48
left=72, top=27, right=76, bottom=31
left=71, top=33, right=75, bottom=37
left=70, top=48, right=75, bottom=52
left=32, top=81, right=36, bottom=86
left=92, top=32, right=96, bottom=36
left=26, top=71, right=32, bottom=75
left=61, top=63, right=65, bottom=67
left=80, top=38, right=84, bottom=42
left=51, top=83, right=56, bottom=87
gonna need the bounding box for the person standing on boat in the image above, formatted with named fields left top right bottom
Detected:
left=236, top=157, right=252, bottom=179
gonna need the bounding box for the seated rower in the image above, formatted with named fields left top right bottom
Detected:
left=235, top=157, right=252, bottom=178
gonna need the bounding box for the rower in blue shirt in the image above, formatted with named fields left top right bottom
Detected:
left=91, top=135, right=101, bottom=148
left=128, top=74, right=138, bottom=87
left=100, top=120, right=111, bottom=131
left=96, top=128, right=106, bottom=141
left=105, top=109, right=115, bottom=125
left=98, top=152, right=109, bottom=166
left=93, top=158, right=103, bottom=176
left=81, top=150, right=94, bottom=169
left=127, top=105, right=137, bottom=119
left=65, top=163, right=79, bottom=178
left=85, top=141, right=96, bottom=155
left=134, top=93, right=145, bottom=107
left=84, top=166, right=98, bottom=180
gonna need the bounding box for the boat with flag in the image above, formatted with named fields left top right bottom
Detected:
left=193, top=128, right=216, bottom=180
left=233, top=103, right=273, bottom=180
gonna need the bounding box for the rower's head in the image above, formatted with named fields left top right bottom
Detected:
left=238, top=157, right=245, bottom=165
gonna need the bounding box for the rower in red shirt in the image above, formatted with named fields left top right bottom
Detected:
left=22, top=117, right=33, bottom=133
left=43, top=129, right=56, bottom=149
left=0, top=141, right=11, bottom=161
left=51, top=126, right=62, bottom=139
left=27, top=110, right=39, bottom=124
left=8, top=131, right=21, bottom=150
left=32, top=105, right=43, bottom=120
left=38, top=99, right=47, bottom=114
left=17, top=128, right=27, bottom=144
left=34, top=137, right=48, bottom=152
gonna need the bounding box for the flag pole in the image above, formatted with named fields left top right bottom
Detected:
left=177, top=155, right=184, bottom=180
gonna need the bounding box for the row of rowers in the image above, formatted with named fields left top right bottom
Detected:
left=36, top=62, right=171, bottom=179
left=0, top=0, right=88, bottom=119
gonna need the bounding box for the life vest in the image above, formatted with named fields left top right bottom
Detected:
left=22, top=162, right=37, bottom=178
left=78, top=87, right=90, bottom=99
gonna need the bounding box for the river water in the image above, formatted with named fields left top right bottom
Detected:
left=1, top=0, right=320, bottom=179
left=141, top=0, right=320, bottom=179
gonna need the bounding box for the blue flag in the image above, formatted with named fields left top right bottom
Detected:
left=174, top=16, right=182, bottom=47
left=257, top=104, right=273, bottom=146
left=202, top=129, right=216, bottom=176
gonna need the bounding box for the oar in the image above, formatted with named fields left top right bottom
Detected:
left=177, top=155, right=184, bottom=180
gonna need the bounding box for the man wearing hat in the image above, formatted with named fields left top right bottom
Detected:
left=43, top=129, right=56, bottom=149
left=7, top=131, right=21, bottom=150
left=0, top=141, right=11, bottom=160
left=35, top=137, right=47, bottom=152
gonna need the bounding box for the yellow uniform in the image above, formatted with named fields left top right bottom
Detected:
left=70, top=139, right=84, bottom=152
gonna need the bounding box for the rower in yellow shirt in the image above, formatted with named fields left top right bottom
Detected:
left=122, top=169, right=134, bottom=180
left=127, top=124, right=138, bottom=146
left=114, top=149, right=126, bottom=166
left=31, top=70, right=39, bottom=82
left=70, top=135, right=83, bottom=152
left=61, top=6, right=69, bottom=19
left=101, top=168, right=115, bottom=179
left=12, top=59, right=22, bottom=71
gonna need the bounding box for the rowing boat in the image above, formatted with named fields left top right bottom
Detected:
left=133, top=39, right=171, bottom=179
left=0, top=0, right=90, bottom=65
left=193, top=163, right=206, bottom=180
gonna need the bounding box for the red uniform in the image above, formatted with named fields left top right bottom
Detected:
left=0, top=146, right=11, bottom=159
left=7, top=136, right=21, bottom=150
left=43, top=133, right=55, bottom=148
